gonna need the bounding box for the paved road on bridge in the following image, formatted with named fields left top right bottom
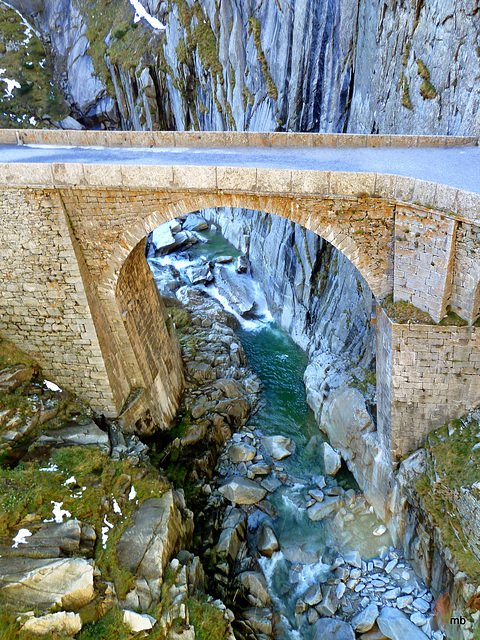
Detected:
left=1, top=143, right=480, bottom=194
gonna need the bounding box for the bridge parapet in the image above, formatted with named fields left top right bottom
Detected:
left=0, top=129, right=478, bottom=148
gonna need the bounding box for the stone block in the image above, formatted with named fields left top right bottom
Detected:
left=455, top=190, right=480, bottom=223
left=256, top=168, right=292, bottom=193
left=83, top=164, right=122, bottom=188
left=286, top=133, right=313, bottom=147
left=173, top=166, right=216, bottom=190
left=120, top=165, right=174, bottom=189
left=366, top=135, right=392, bottom=147
left=0, top=129, right=18, bottom=144
left=311, top=133, right=338, bottom=147
left=337, top=133, right=367, bottom=147
left=330, top=172, right=376, bottom=196
left=291, top=170, right=330, bottom=195
left=53, top=163, right=86, bottom=187
left=375, top=173, right=396, bottom=198
left=395, top=176, right=415, bottom=201
left=217, top=166, right=256, bottom=191
left=223, top=132, right=248, bottom=146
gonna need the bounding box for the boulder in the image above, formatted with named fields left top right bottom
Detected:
left=321, top=386, right=374, bottom=453
left=261, top=436, right=295, bottom=460
left=174, top=230, right=198, bottom=249
left=182, top=214, right=208, bottom=231
left=242, top=608, right=273, bottom=635
left=307, top=496, right=344, bottom=521
left=304, top=583, right=323, bottom=606
left=377, top=607, right=430, bottom=640
left=235, top=255, right=249, bottom=273
left=35, top=419, right=109, bottom=450
left=0, top=520, right=95, bottom=559
left=215, top=266, right=257, bottom=315
left=22, top=611, right=82, bottom=636
left=323, top=442, right=342, bottom=475
left=218, top=477, right=267, bottom=505
left=313, top=618, right=355, bottom=640
left=185, top=264, right=213, bottom=285
left=123, top=610, right=155, bottom=632
left=228, top=443, right=256, bottom=463
left=352, top=602, right=379, bottom=632
left=257, top=524, right=279, bottom=557
left=239, top=571, right=271, bottom=607
left=214, top=255, right=234, bottom=264
left=151, top=223, right=177, bottom=254
left=0, top=557, right=94, bottom=610
left=316, top=585, right=338, bottom=616
left=116, top=492, right=184, bottom=582
left=0, top=365, right=35, bottom=393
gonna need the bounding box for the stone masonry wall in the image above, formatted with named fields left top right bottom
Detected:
left=450, top=221, right=480, bottom=324
left=0, top=187, right=117, bottom=414
left=393, top=204, right=457, bottom=323
left=377, top=306, right=480, bottom=460
left=453, top=486, right=480, bottom=562
left=116, top=240, right=183, bottom=433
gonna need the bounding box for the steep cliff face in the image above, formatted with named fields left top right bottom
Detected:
left=348, top=0, right=480, bottom=136
left=201, top=207, right=376, bottom=418
left=8, top=0, right=479, bottom=134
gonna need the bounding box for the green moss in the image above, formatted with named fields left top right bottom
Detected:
left=242, top=86, right=254, bottom=109
left=247, top=16, right=278, bottom=100
left=415, top=59, right=437, bottom=99
left=439, top=309, right=468, bottom=326
left=401, top=79, right=413, bottom=110
left=419, top=79, right=437, bottom=99
left=187, top=596, right=231, bottom=640
left=0, top=445, right=169, bottom=599
left=381, top=294, right=435, bottom=324
left=416, top=58, right=430, bottom=80
left=402, top=41, right=411, bottom=66
left=415, top=414, right=480, bottom=582
left=0, top=3, right=69, bottom=127
left=77, top=607, right=131, bottom=640
left=82, top=0, right=163, bottom=95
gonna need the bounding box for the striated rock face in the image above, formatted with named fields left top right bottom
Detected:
left=12, top=0, right=479, bottom=134
left=348, top=0, right=480, bottom=136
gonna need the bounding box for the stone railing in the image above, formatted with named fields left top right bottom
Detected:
left=0, top=128, right=477, bottom=148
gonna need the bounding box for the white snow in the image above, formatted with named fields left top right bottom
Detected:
left=29, top=116, right=37, bottom=126
left=12, top=528, right=32, bottom=548
left=103, top=515, right=114, bottom=529
left=63, top=476, right=76, bottom=486
left=112, top=498, right=122, bottom=514
left=39, top=463, right=59, bottom=472
left=101, top=526, right=109, bottom=549
left=128, top=486, right=137, bottom=500
left=0, top=69, right=20, bottom=98
left=44, top=380, right=62, bottom=392
left=44, top=501, right=71, bottom=523
left=128, top=0, right=166, bottom=30
left=0, top=1, right=40, bottom=38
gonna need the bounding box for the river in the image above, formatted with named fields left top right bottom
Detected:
left=147, top=214, right=439, bottom=640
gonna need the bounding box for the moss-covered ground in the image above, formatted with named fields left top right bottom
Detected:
left=0, top=2, right=69, bottom=127
left=415, top=413, right=480, bottom=584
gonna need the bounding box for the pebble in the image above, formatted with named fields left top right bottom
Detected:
left=412, top=597, right=430, bottom=613
left=396, top=595, right=413, bottom=609
left=385, top=558, right=398, bottom=574
left=384, top=588, right=401, bottom=600
left=373, top=525, right=387, bottom=536
left=336, top=582, right=346, bottom=599
left=411, top=611, right=428, bottom=626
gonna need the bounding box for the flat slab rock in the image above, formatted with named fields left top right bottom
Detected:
left=116, top=492, right=184, bottom=582
left=0, top=557, right=94, bottom=611
left=377, top=606, right=429, bottom=640
left=261, top=436, right=295, bottom=460
left=22, top=611, right=82, bottom=636
left=35, top=418, right=109, bottom=449
left=218, top=477, right=267, bottom=504
left=313, top=617, right=355, bottom=640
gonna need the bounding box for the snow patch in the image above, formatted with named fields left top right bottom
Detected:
left=128, top=486, right=137, bottom=500
left=63, top=476, right=76, bottom=486
left=44, top=501, right=71, bottom=523
left=44, top=380, right=62, bottom=392
left=12, top=528, right=32, bottom=548
left=39, top=463, right=59, bottom=472
left=112, top=498, right=122, bottom=515
left=129, top=0, right=166, bottom=30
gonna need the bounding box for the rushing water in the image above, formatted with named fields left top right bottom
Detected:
left=147, top=218, right=429, bottom=639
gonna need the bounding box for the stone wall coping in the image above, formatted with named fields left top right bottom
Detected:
left=380, top=306, right=480, bottom=333
left=0, top=162, right=478, bottom=225
left=0, top=129, right=478, bottom=149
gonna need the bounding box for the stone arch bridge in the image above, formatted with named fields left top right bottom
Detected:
left=0, top=130, right=479, bottom=463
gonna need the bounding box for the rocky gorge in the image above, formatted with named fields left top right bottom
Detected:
left=0, top=0, right=479, bottom=638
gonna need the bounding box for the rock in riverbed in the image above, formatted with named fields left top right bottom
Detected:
left=218, top=477, right=267, bottom=504
left=261, top=436, right=295, bottom=460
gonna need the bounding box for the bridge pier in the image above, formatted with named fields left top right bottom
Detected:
left=376, top=305, right=480, bottom=460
